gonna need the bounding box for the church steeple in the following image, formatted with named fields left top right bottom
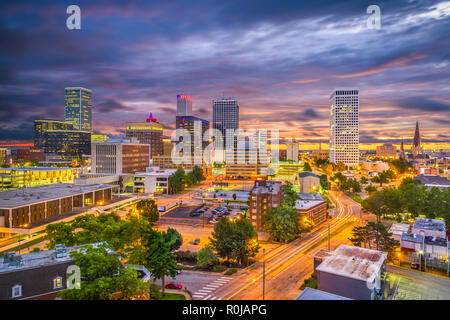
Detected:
left=411, top=120, right=423, bottom=158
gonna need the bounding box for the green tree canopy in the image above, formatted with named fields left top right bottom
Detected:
left=262, top=205, right=300, bottom=243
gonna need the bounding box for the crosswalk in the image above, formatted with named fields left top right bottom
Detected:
left=191, top=276, right=231, bottom=300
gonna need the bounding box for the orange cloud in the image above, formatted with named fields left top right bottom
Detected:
left=292, top=78, right=321, bottom=84
left=335, top=54, right=427, bottom=79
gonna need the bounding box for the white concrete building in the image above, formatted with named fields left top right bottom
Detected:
left=133, top=167, right=177, bottom=194
left=329, top=88, right=359, bottom=167
left=361, top=160, right=389, bottom=173
left=286, top=141, right=299, bottom=161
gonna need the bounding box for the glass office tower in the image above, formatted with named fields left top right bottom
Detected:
left=65, top=87, right=92, bottom=131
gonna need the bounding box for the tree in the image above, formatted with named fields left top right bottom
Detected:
left=319, top=174, right=330, bottom=190
left=209, top=217, right=259, bottom=264
left=349, top=222, right=399, bottom=259
left=168, top=168, right=186, bottom=194
left=192, top=166, right=205, bottom=182
left=186, top=171, right=198, bottom=186
left=303, top=162, right=312, bottom=172
left=162, top=227, right=183, bottom=252
left=360, top=177, right=368, bottom=185
left=282, top=181, right=299, bottom=206
left=141, top=227, right=178, bottom=296
left=398, top=181, right=426, bottom=216
left=362, top=193, right=388, bottom=224
left=336, top=162, right=346, bottom=172
left=262, top=205, right=300, bottom=243
left=365, top=184, right=377, bottom=194
left=136, top=199, right=159, bottom=224
left=197, top=246, right=219, bottom=269
left=57, top=244, right=146, bottom=300
left=232, top=193, right=237, bottom=200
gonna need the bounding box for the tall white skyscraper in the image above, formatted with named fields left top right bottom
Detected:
left=329, top=88, right=359, bottom=166
left=176, top=94, right=192, bottom=116
left=212, top=98, right=239, bottom=161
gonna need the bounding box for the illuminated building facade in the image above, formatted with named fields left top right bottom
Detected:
left=249, top=180, right=282, bottom=230
left=376, top=143, right=398, bottom=158
left=34, top=120, right=90, bottom=157
left=0, top=148, right=6, bottom=165
left=0, top=167, right=80, bottom=190
left=91, top=134, right=110, bottom=142
left=126, top=113, right=163, bottom=159
left=64, top=87, right=92, bottom=131
left=286, top=141, right=299, bottom=161
left=91, top=140, right=150, bottom=175
left=15, top=148, right=45, bottom=163
left=329, top=88, right=359, bottom=167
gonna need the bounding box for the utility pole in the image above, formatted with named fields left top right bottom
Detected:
left=328, top=223, right=331, bottom=251
left=262, top=248, right=266, bottom=300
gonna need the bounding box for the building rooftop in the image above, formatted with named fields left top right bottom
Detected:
left=298, top=193, right=324, bottom=201
left=316, top=244, right=387, bottom=282
left=424, top=236, right=448, bottom=247
left=389, top=223, right=410, bottom=236
left=412, top=217, right=446, bottom=232
left=313, top=249, right=332, bottom=260
left=0, top=183, right=116, bottom=209
left=295, top=198, right=326, bottom=211
left=251, top=180, right=281, bottom=195
left=0, top=242, right=111, bottom=274
left=296, top=287, right=352, bottom=300
left=414, top=175, right=450, bottom=188
left=298, top=171, right=319, bottom=179
left=401, top=232, right=424, bottom=243
left=0, top=166, right=77, bottom=172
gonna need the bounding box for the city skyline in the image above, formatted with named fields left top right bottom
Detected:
left=0, top=1, right=449, bottom=149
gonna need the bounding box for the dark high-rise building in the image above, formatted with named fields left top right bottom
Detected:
left=64, top=87, right=92, bottom=131
left=126, top=113, right=163, bottom=159
left=175, top=116, right=209, bottom=160
left=34, top=119, right=90, bottom=157
left=41, top=130, right=91, bottom=157
left=34, top=120, right=74, bottom=148
left=176, top=94, right=192, bottom=116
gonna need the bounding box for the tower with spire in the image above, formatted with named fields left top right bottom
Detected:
left=410, top=120, right=423, bottom=158
left=400, top=138, right=405, bottom=160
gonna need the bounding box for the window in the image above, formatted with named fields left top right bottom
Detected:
left=12, top=285, right=22, bottom=298
left=53, top=277, right=63, bottom=289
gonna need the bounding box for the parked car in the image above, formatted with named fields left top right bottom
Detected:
left=190, top=212, right=200, bottom=217
left=219, top=211, right=230, bottom=216
left=193, top=238, right=200, bottom=245
left=165, top=282, right=182, bottom=289
left=209, top=219, right=218, bottom=224
left=410, top=263, right=420, bottom=270
left=194, top=209, right=205, bottom=214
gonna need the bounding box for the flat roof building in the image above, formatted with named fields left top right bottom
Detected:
left=298, top=171, right=320, bottom=194
left=296, top=287, right=352, bottom=300
left=249, top=180, right=282, bottom=230
left=133, top=167, right=177, bottom=195
left=0, top=167, right=80, bottom=190
left=126, top=113, right=163, bottom=159
left=315, top=244, right=387, bottom=300
left=411, top=217, right=446, bottom=238
left=0, top=183, right=117, bottom=232
left=295, top=193, right=327, bottom=226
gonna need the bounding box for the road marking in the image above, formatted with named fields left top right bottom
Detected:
left=205, top=284, right=221, bottom=288
left=210, top=296, right=217, bottom=300
left=203, top=295, right=212, bottom=300
left=192, top=294, right=206, bottom=298
left=197, top=289, right=214, bottom=293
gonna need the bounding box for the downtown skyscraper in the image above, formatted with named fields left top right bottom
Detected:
left=329, top=88, right=359, bottom=167
left=64, top=87, right=92, bottom=131
left=213, top=97, right=239, bottom=162
left=176, top=94, right=193, bottom=116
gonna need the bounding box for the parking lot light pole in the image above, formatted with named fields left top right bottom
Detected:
left=262, top=248, right=266, bottom=300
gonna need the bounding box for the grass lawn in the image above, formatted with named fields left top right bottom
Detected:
left=347, top=194, right=363, bottom=204
left=159, top=293, right=186, bottom=300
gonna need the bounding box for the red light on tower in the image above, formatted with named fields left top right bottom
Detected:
left=146, top=113, right=157, bottom=122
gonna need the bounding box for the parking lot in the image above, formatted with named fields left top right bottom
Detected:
left=158, top=203, right=246, bottom=227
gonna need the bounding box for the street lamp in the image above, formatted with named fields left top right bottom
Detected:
left=262, top=248, right=266, bottom=301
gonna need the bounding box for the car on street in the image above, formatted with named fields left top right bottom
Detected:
left=194, top=209, right=205, bottom=213
left=410, top=263, right=420, bottom=270
left=165, top=282, right=182, bottom=289
left=193, top=238, right=200, bottom=245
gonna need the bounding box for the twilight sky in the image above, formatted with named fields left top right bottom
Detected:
left=0, top=0, right=449, bottom=149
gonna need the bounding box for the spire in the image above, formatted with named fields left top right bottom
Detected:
left=413, top=120, right=420, bottom=147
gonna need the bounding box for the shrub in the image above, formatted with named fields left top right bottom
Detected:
left=150, top=284, right=162, bottom=300
left=174, top=250, right=197, bottom=262
left=225, top=268, right=238, bottom=275
left=213, top=265, right=226, bottom=272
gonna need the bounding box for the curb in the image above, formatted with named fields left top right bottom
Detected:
left=387, top=264, right=449, bottom=280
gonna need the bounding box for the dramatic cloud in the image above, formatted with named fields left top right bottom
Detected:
left=0, top=0, right=449, bottom=147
